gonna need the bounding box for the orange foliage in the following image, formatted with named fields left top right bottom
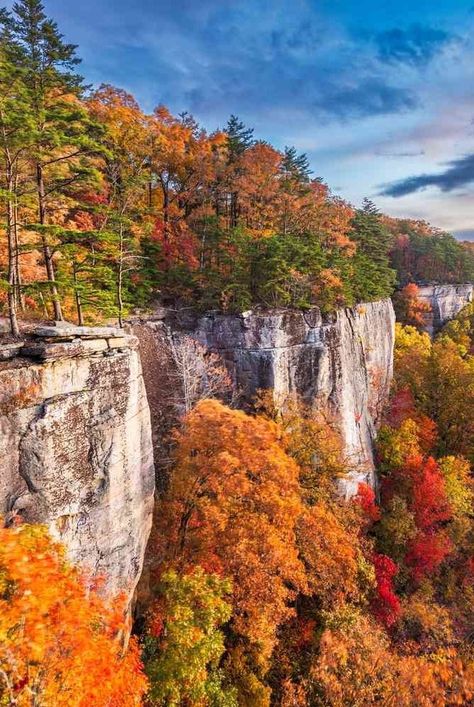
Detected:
left=297, top=503, right=360, bottom=608
left=313, top=613, right=474, bottom=707
left=0, top=523, right=147, bottom=706
left=394, top=282, right=432, bottom=328
left=154, top=399, right=306, bottom=661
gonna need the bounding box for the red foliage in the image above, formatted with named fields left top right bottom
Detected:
left=356, top=482, right=381, bottom=522
left=406, top=531, right=452, bottom=581
left=153, top=218, right=199, bottom=269
left=389, top=388, right=417, bottom=427
left=371, top=553, right=401, bottom=628
left=406, top=456, right=451, bottom=530
left=387, top=389, right=437, bottom=453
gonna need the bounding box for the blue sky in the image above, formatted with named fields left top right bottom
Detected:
left=11, top=0, right=474, bottom=237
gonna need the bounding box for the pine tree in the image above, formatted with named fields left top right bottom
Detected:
left=225, top=116, right=254, bottom=228
left=225, top=114, right=254, bottom=159
left=0, top=25, right=34, bottom=334
left=350, top=198, right=396, bottom=301
left=281, top=146, right=311, bottom=184
left=0, top=0, right=103, bottom=320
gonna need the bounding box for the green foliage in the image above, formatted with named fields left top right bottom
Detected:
left=226, top=115, right=254, bottom=159
left=281, top=146, right=312, bottom=184
left=349, top=199, right=397, bottom=301
left=144, top=568, right=236, bottom=707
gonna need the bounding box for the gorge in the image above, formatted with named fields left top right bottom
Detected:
left=1, top=283, right=472, bottom=602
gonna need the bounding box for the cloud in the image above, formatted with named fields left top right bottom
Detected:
left=380, top=153, right=474, bottom=197
left=375, top=24, right=454, bottom=66
left=375, top=149, right=425, bottom=158
left=313, top=79, right=416, bottom=120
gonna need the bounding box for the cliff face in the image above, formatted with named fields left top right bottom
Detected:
left=417, top=284, right=473, bottom=335
left=140, top=299, right=395, bottom=494
left=0, top=327, right=155, bottom=606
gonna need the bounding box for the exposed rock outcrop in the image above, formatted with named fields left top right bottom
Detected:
left=417, top=284, right=473, bottom=335
left=135, top=299, right=395, bottom=495
left=0, top=327, right=155, bottom=607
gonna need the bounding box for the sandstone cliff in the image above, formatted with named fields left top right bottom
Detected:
left=0, top=327, right=155, bottom=607
left=135, top=299, right=395, bottom=495
left=417, top=284, right=473, bottom=335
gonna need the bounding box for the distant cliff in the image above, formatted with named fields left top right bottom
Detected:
left=135, top=299, right=395, bottom=495
left=0, top=326, right=155, bottom=609
left=417, top=284, right=473, bottom=335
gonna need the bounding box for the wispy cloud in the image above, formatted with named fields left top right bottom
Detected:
left=19, top=0, right=474, bottom=231
left=380, top=153, right=474, bottom=196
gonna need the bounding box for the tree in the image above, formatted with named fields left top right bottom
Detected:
left=225, top=115, right=254, bottom=228
left=88, top=85, right=149, bottom=325
left=225, top=115, right=254, bottom=159
left=297, top=503, right=361, bottom=609
left=371, top=553, right=401, bottom=628
left=0, top=33, right=33, bottom=334
left=0, top=522, right=147, bottom=706
left=393, top=282, right=432, bottom=329
left=144, top=568, right=236, bottom=707
left=167, top=334, right=233, bottom=414
left=0, top=0, right=103, bottom=320
left=281, top=146, right=311, bottom=185
left=310, top=611, right=474, bottom=706
left=153, top=400, right=306, bottom=691
left=350, top=199, right=396, bottom=301
left=256, top=393, right=348, bottom=501
left=54, top=227, right=117, bottom=324
left=428, top=338, right=474, bottom=462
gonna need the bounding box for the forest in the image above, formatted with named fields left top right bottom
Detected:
left=0, top=0, right=473, bottom=334
left=2, top=2, right=474, bottom=706
left=2, top=286, right=474, bottom=705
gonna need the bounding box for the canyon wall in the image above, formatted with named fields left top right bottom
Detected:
left=0, top=327, right=155, bottom=607
left=417, top=284, right=473, bottom=335
left=136, top=299, right=395, bottom=495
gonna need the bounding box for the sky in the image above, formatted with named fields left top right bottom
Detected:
left=9, top=0, right=474, bottom=238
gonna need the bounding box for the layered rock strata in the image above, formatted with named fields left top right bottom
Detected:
left=135, top=299, right=396, bottom=494
left=0, top=325, right=155, bottom=606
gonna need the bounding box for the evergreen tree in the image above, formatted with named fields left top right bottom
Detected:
left=54, top=228, right=118, bottom=325
left=224, top=116, right=254, bottom=229
left=225, top=114, right=254, bottom=159
left=0, top=0, right=103, bottom=320
left=0, top=27, right=34, bottom=334
left=281, top=146, right=311, bottom=184
left=350, top=198, right=396, bottom=301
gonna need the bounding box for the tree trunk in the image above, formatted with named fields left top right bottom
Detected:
left=12, top=174, right=24, bottom=311
left=36, top=162, right=63, bottom=321
left=73, top=263, right=84, bottom=326
left=162, top=182, right=170, bottom=243
left=117, top=223, right=124, bottom=328
left=230, top=190, right=238, bottom=229
left=6, top=177, right=20, bottom=337
left=13, top=198, right=24, bottom=311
